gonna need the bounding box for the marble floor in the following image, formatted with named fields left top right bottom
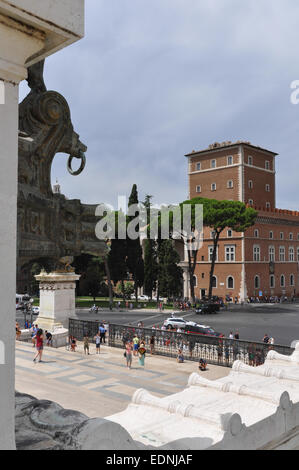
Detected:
left=16, top=341, right=230, bottom=418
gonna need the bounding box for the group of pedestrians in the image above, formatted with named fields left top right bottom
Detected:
left=73, top=322, right=109, bottom=356
left=124, top=335, right=147, bottom=369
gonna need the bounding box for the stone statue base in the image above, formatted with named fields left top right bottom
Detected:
left=35, top=271, right=80, bottom=333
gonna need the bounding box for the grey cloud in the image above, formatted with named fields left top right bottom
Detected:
left=20, top=0, right=299, bottom=209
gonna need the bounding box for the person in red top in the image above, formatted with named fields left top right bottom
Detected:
left=33, top=329, right=44, bottom=363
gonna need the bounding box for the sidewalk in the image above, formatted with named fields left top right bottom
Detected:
left=15, top=341, right=230, bottom=418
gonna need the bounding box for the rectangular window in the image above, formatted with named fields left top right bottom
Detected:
left=266, top=184, right=270, bottom=192
left=208, top=246, right=218, bottom=262
left=196, top=185, right=201, bottom=193
left=279, top=246, right=285, bottom=262
left=289, top=247, right=295, bottom=262
left=253, top=245, right=260, bottom=262
left=211, top=183, right=216, bottom=191
left=227, top=155, right=233, bottom=165
left=248, top=156, right=253, bottom=165
left=196, top=162, right=201, bottom=171
left=211, top=159, right=216, bottom=168
left=280, top=232, right=284, bottom=240
left=225, top=245, right=235, bottom=262
left=269, top=246, right=275, bottom=262
left=290, top=233, right=293, bottom=240
left=269, top=231, right=273, bottom=239
left=266, top=202, right=270, bottom=209
left=297, top=247, right=299, bottom=261
left=265, top=160, right=270, bottom=170
left=227, top=229, right=233, bottom=238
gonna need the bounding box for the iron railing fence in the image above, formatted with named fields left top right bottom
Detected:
left=69, top=319, right=294, bottom=368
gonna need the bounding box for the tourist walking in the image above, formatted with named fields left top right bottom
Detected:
left=133, top=335, right=139, bottom=356
left=94, top=332, right=101, bottom=354
left=16, top=322, right=21, bottom=340
left=124, top=341, right=133, bottom=369
left=33, top=329, right=44, bottom=363
left=150, top=335, right=155, bottom=355
left=99, top=324, right=106, bottom=344
left=138, top=342, right=146, bottom=367
left=177, top=348, right=184, bottom=363
left=83, top=334, right=90, bottom=355
left=31, top=324, right=38, bottom=347
left=70, top=336, right=77, bottom=352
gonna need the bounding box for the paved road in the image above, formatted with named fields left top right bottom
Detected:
left=17, top=303, right=299, bottom=346
left=73, top=303, right=299, bottom=346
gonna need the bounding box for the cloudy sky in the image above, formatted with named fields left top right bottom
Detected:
left=20, top=0, right=299, bottom=210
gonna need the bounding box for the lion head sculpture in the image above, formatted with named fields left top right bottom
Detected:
left=18, top=60, right=87, bottom=196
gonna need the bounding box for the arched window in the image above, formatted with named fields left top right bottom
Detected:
left=212, top=276, right=217, bottom=288
left=227, top=180, right=233, bottom=189
left=280, top=275, right=285, bottom=288
left=227, top=276, right=234, bottom=289
left=270, top=275, right=275, bottom=289
left=254, top=275, right=260, bottom=289
left=290, top=274, right=295, bottom=287
left=254, top=229, right=259, bottom=238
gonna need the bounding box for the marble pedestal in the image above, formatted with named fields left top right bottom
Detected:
left=35, top=272, right=80, bottom=332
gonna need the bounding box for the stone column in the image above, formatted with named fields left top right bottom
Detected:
left=35, top=272, right=80, bottom=331
left=0, top=0, right=85, bottom=450
left=0, top=77, right=20, bottom=451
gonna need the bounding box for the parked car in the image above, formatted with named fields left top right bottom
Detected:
left=163, top=317, right=187, bottom=329
left=32, top=306, right=40, bottom=315
left=139, top=295, right=150, bottom=301
left=195, top=304, right=218, bottom=314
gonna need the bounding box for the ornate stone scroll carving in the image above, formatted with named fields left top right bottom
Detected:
left=17, top=60, right=106, bottom=290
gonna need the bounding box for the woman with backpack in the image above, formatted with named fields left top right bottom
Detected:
left=33, top=329, right=44, bottom=363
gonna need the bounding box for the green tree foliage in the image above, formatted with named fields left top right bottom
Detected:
left=157, top=240, right=183, bottom=299
left=108, top=238, right=127, bottom=286
left=78, top=257, right=105, bottom=301
left=126, top=184, right=144, bottom=300
left=163, top=197, right=257, bottom=302
left=200, top=198, right=257, bottom=299
left=144, top=239, right=158, bottom=298
left=143, top=195, right=158, bottom=299
left=116, top=280, right=134, bottom=299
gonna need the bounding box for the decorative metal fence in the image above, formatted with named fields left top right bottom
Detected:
left=69, top=319, right=294, bottom=368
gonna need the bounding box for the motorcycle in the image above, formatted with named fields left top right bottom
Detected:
left=89, top=305, right=99, bottom=314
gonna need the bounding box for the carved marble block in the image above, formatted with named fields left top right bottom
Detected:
left=35, top=271, right=80, bottom=332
